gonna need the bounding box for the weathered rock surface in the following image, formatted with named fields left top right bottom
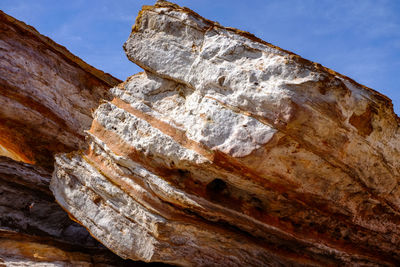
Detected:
left=0, top=157, right=131, bottom=267
left=49, top=1, right=400, bottom=266
left=0, top=10, right=120, bottom=169
left=0, top=11, right=152, bottom=266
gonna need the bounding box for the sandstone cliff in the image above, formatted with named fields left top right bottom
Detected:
left=49, top=1, right=400, bottom=266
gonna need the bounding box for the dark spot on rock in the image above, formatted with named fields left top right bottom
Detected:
left=250, top=197, right=264, bottom=212
left=349, top=106, right=374, bottom=137
left=177, top=169, right=190, bottom=178
left=343, top=234, right=350, bottom=241
left=319, top=87, right=327, bottom=95
left=218, top=76, right=225, bottom=87
left=207, top=178, right=227, bottom=194
left=292, top=222, right=301, bottom=228
left=316, top=226, right=327, bottom=234
left=92, top=195, right=101, bottom=205
left=332, top=227, right=342, bottom=240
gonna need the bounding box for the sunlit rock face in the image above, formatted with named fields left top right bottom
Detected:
left=0, top=10, right=120, bottom=169
left=0, top=11, right=142, bottom=267
left=50, top=1, right=400, bottom=266
left=0, top=157, right=139, bottom=267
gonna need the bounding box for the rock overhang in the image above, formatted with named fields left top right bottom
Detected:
left=48, top=1, right=400, bottom=266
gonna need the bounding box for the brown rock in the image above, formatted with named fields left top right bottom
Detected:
left=0, top=10, right=120, bottom=169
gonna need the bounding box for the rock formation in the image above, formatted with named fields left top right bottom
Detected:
left=1, top=0, right=400, bottom=266
left=49, top=1, right=400, bottom=266
left=0, top=10, right=120, bottom=169
left=0, top=10, right=148, bottom=266
left=0, top=156, right=136, bottom=266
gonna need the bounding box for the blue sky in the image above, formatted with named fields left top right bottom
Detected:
left=1, top=0, right=399, bottom=115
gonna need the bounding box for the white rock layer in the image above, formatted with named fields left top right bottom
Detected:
left=51, top=1, right=400, bottom=266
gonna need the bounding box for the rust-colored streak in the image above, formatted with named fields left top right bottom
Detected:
left=0, top=125, right=35, bottom=164
left=0, top=144, right=27, bottom=163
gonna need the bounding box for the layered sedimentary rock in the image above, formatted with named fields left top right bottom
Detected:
left=0, top=11, right=144, bottom=266
left=0, top=10, right=120, bottom=169
left=49, top=1, right=400, bottom=266
left=0, top=157, right=138, bottom=266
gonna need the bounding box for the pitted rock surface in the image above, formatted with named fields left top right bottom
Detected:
left=47, top=1, right=400, bottom=266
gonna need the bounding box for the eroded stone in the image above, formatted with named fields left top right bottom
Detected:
left=50, top=1, right=400, bottom=266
